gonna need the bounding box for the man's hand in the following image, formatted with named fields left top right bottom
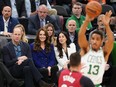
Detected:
left=16, top=59, right=24, bottom=65
left=3, top=32, right=12, bottom=37
left=18, top=56, right=28, bottom=61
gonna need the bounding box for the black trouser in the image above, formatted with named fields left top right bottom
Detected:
left=39, top=65, right=58, bottom=84
left=9, top=58, right=43, bottom=87
left=0, top=62, right=14, bottom=87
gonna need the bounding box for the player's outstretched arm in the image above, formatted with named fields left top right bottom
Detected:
left=102, top=11, right=114, bottom=61
left=78, top=15, right=94, bottom=53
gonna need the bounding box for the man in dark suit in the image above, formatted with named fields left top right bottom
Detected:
left=28, top=4, right=60, bottom=35
left=0, top=6, right=19, bottom=36
left=2, top=27, right=54, bottom=87
left=3, top=0, right=27, bottom=18
left=0, top=44, right=23, bottom=87
left=26, top=0, right=51, bottom=16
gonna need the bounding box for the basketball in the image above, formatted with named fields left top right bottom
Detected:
left=85, top=1, right=102, bottom=18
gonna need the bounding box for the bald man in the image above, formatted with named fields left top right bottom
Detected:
left=28, top=4, right=60, bottom=35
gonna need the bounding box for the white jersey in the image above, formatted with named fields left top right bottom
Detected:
left=80, top=47, right=106, bottom=85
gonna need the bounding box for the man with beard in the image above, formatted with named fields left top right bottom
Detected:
left=0, top=6, right=19, bottom=36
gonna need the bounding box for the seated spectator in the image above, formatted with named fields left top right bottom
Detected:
left=25, top=0, right=52, bottom=17
left=25, top=0, right=61, bottom=31
left=30, top=28, right=58, bottom=83
left=58, top=52, right=94, bottom=87
left=0, top=48, right=22, bottom=87
left=45, top=23, right=57, bottom=46
left=2, top=26, right=54, bottom=87
left=66, top=19, right=80, bottom=51
left=66, top=2, right=92, bottom=33
left=14, top=24, right=28, bottom=43
left=4, top=0, right=27, bottom=18
left=28, top=4, right=60, bottom=35
left=54, top=31, right=76, bottom=71
left=0, top=6, right=19, bottom=36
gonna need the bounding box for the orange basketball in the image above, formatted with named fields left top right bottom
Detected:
left=85, top=1, right=102, bottom=18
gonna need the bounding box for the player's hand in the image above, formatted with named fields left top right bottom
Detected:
left=105, top=64, right=110, bottom=71
left=102, top=10, right=112, bottom=26
left=85, top=14, right=95, bottom=22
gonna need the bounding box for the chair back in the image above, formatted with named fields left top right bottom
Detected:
left=52, top=5, right=69, bottom=17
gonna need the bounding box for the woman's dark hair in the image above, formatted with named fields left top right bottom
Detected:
left=33, top=28, right=51, bottom=53
left=56, top=31, right=70, bottom=58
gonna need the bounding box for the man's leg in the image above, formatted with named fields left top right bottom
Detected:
left=0, top=62, right=14, bottom=84
left=23, top=66, right=35, bottom=87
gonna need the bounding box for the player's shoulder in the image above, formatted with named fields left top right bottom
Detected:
left=80, top=76, right=94, bottom=87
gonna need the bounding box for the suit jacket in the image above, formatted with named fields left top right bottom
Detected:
left=2, top=41, right=32, bottom=70
left=0, top=16, right=19, bottom=33
left=28, top=14, right=61, bottom=35
left=67, top=31, right=80, bottom=51
left=54, top=43, right=76, bottom=70
left=4, top=0, right=27, bottom=17
left=30, top=43, right=56, bottom=68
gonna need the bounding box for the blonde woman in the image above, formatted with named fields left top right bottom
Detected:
left=14, top=24, right=28, bottom=43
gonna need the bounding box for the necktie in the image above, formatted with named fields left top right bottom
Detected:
left=40, top=19, right=44, bottom=27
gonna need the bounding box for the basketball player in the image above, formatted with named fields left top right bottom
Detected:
left=78, top=10, right=114, bottom=87
left=58, top=52, right=94, bottom=87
